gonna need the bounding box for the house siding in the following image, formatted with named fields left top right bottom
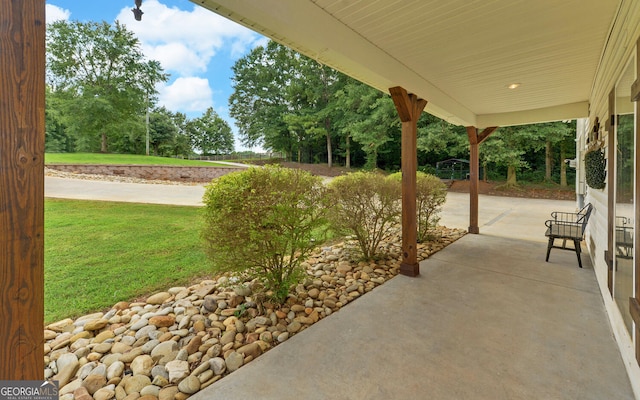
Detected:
left=581, top=1, right=640, bottom=395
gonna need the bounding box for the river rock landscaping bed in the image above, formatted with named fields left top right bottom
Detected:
left=45, top=227, right=465, bottom=400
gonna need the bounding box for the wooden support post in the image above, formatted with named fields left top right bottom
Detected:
left=0, top=0, right=46, bottom=379
left=467, top=127, right=480, bottom=234
left=466, top=126, right=497, bottom=235
left=389, top=87, right=427, bottom=277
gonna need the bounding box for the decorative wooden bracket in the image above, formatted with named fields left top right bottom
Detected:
left=389, top=86, right=427, bottom=122
left=467, top=126, right=498, bottom=145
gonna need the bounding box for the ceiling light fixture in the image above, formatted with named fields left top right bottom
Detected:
left=507, top=83, right=521, bottom=90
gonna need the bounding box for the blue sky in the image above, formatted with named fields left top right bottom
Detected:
left=45, top=0, right=268, bottom=151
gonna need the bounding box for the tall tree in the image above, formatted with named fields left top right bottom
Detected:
left=332, top=78, right=363, bottom=168
left=558, top=133, right=577, bottom=187
left=230, top=40, right=348, bottom=166
left=479, top=122, right=576, bottom=186
left=286, top=58, right=343, bottom=167
left=46, top=20, right=167, bottom=153
left=148, top=107, right=180, bottom=156
left=170, top=111, right=193, bottom=158
left=188, top=107, right=234, bottom=155
left=45, top=86, right=74, bottom=152
left=417, top=113, right=469, bottom=164
left=480, top=127, right=529, bottom=186
left=229, top=41, right=294, bottom=156
left=524, top=121, right=575, bottom=183
left=333, top=80, right=399, bottom=169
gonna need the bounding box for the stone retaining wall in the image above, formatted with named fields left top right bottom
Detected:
left=46, top=164, right=242, bottom=182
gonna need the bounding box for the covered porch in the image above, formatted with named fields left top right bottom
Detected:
left=192, top=194, right=634, bottom=399
left=2, top=0, right=640, bottom=394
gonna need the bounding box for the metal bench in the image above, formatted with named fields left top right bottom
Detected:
left=544, top=203, right=593, bottom=268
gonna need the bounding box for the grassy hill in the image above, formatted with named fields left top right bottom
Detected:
left=45, top=153, right=226, bottom=167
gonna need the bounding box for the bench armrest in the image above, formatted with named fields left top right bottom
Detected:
left=549, top=211, right=582, bottom=224
left=545, top=219, right=582, bottom=228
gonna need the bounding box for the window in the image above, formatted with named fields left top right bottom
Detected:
left=613, top=56, right=636, bottom=336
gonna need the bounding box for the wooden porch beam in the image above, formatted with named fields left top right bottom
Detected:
left=466, top=126, right=497, bottom=234
left=0, top=0, right=45, bottom=379
left=390, top=86, right=427, bottom=277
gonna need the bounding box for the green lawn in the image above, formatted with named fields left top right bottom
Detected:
left=45, top=199, right=210, bottom=323
left=45, top=152, right=225, bottom=167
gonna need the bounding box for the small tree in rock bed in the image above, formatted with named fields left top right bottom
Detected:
left=389, top=172, right=447, bottom=242
left=202, top=165, right=328, bottom=303
left=327, top=171, right=401, bottom=259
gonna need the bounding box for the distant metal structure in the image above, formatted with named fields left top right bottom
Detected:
left=435, top=158, right=470, bottom=180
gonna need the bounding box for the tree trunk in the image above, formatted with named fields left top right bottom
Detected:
left=482, top=163, right=487, bottom=182
left=325, top=117, right=332, bottom=168
left=319, top=64, right=333, bottom=168
left=507, top=165, right=517, bottom=185
left=345, top=134, right=351, bottom=169
left=545, top=140, right=552, bottom=182
left=372, top=149, right=378, bottom=170
left=560, top=142, right=567, bottom=187
left=101, top=132, right=108, bottom=153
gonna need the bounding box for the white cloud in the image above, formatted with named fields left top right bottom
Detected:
left=158, top=76, right=213, bottom=113
left=116, top=0, right=262, bottom=77
left=45, top=4, right=70, bottom=24
left=145, top=42, right=208, bottom=75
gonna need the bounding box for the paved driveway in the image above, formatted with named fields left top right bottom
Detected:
left=439, top=192, right=577, bottom=242
left=45, top=177, right=577, bottom=240
left=45, top=176, right=206, bottom=206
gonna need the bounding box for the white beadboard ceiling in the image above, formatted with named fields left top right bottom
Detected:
left=194, top=0, right=622, bottom=127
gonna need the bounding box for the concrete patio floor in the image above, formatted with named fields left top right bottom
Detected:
left=192, top=200, right=636, bottom=400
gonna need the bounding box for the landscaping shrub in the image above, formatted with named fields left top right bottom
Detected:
left=389, top=171, right=447, bottom=242
left=202, top=165, right=328, bottom=303
left=327, top=171, right=401, bottom=259
left=418, top=164, right=437, bottom=175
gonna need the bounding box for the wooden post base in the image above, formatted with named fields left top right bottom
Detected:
left=400, top=262, right=420, bottom=277
left=468, top=226, right=479, bottom=234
